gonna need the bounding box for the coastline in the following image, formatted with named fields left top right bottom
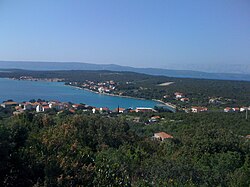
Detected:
left=66, top=84, right=148, bottom=100
left=152, top=99, right=177, bottom=109
left=66, top=84, right=177, bottom=110
left=5, top=77, right=156, bottom=102
left=3, top=77, right=176, bottom=110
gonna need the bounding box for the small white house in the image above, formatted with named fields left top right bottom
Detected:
left=240, top=107, right=247, bottom=112
left=36, top=105, right=43, bottom=113
left=174, top=92, right=184, bottom=99
left=135, top=107, right=157, bottom=113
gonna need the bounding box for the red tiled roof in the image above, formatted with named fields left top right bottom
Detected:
left=115, top=108, right=125, bottom=111
left=155, top=132, right=173, bottom=139
left=3, top=101, right=18, bottom=105
left=101, top=107, right=109, bottom=111
left=233, top=107, right=240, bottom=111
left=69, top=109, right=76, bottom=113
left=151, top=116, right=161, bottom=119
left=192, top=106, right=208, bottom=111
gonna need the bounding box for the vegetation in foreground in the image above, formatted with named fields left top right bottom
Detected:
left=1, top=111, right=250, bottom=186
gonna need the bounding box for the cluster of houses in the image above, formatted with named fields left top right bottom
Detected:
left=189, top=106, right=250, bottom=113
left=190, top=106, right=208, bottom=113
left=166, top=91, right=250, bottom=114
left=174, top=92, right=190, bottom=102
left=224, top=107, right=250, bottom=113
left=0, top=100, right=91, bottom=115
left=0, top=100, right=158, bottom=116
left=14, top=76, right=63, bottom=82
left=92, top=107, right=157, bottom=114
left=209, top=97, right=224, bottom=104
left=80, top=80, right=116, bottom=94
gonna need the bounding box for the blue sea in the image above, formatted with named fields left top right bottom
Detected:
left=0, top=78, right=160, bottom=109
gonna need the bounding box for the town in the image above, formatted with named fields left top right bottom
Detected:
left=60, top=79, right=250, bottom=114
left=0, top=99, right=158, bottom=116
left=2, top=86, right=250, bottom=117
left=67, top=80, right=117, bottom=94
left=12, top=76, right=64, bottom=82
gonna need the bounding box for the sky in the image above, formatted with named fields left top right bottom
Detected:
left=0, top=0, right=249, bottom=71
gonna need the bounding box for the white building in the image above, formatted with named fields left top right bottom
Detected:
left=36, top=105, right=43, bottom=112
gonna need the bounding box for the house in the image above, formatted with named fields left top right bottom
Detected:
left=232, top=107, right=240, bottom=112
left=15, top=106, right=22, bottom=111
left=174, top=92, right=184, bottom=99
left=31, top=102, right=40, bottom=109
left=98, top=87, right=104, bottom=93
left=57, top=104, right=65, bottom=111
left=135, top=107, right=157, bottom=113
left=62, top=102, right=71, bottom=109
left=1, top=101, right=18, bottom=108
left=151, top=116, right=161, bottom=120
left=149, top=116, right=161, bottom=122
left=153, top=132, right=173, bottom=141
left=69, top=109, right=76, bottom=113
left=104, top=88, right=110, bottom=93
left=163, top=95, right=170, bottom=98
left=224, top=107, right=232, bottom=112
left=36, top=105, right=43, bottom=112
left=240, top=107, right=248, bottom=112
left=114, top=108, right=126, bottom=113
left=72, top=104, right=83, bottom=110
left=209, top=98, right=222, bottom=104
left=129, top=109, right=136, bottom=113
left=191, top=106, right=208, bottom=113
left=48, top=101, right=67, bottom=111
left=42, top=105, right=50, bottom=112
left=246, top=135, right=250, bottom=139
left=23, top=103, right=32, bottom=110
left=49, top=103, right=58, bottom=110
left=40, top=102, right=48, bottom=106
left=92, top=108, right=99, bottom=113
left=100, top=107, right=110, bottom=113
left=92, top=107, right=110, bottom=113
left=180, top=98, right=189, bottom=102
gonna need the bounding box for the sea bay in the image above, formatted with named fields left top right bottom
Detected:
left=0, top=78, right=160, bottom=109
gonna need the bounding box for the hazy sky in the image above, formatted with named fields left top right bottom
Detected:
left=0, top=0, right=249, bottom=69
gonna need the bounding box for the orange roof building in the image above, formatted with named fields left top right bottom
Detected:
left=191, top=106, right=208, bottom=113
left=154, top=132, right=173, bottom=141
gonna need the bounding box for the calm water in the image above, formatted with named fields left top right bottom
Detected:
left=0, top=78, right=160, bottom=109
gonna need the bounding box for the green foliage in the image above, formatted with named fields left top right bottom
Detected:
left=0, top=112, right=250, bottom=186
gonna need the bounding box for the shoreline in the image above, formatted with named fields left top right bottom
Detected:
left=4, top=77, right=176, bottom=110
left=66, top=84, right=177, bottom=110
left=66, top=84, right=149, bottom=100
left=152, top=99, right=177, bottom=109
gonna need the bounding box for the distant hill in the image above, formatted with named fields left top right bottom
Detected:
left=1, top=61, right=250, bottom=81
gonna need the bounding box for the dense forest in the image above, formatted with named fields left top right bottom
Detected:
left=1, top=69, right=250, bottom=107
left=1, top=110, right=250, bottom=186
